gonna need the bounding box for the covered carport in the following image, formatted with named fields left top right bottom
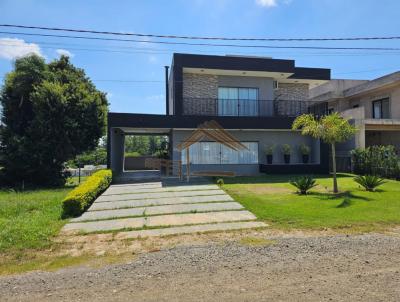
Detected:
left=108, top=126, right=172, bottom=181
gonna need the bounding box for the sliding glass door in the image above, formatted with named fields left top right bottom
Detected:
left=182, top=142, right=259, bottom=164
left=218, top=87, right=259, bottom=116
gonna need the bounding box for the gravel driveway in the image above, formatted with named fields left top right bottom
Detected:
left=1, top=233, right=400, bottom=301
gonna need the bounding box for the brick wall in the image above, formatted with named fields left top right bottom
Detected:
left=274, top=83, right=309, bottom=116
left=182, top=73, right=218, bottom=115
left=274, top=83, right=309, bottom=100
left=181, top=75, right=310, bottom=116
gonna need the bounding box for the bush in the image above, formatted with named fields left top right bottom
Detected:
left=299, top=143, right=311, bottom=155
left=281, top=144, right=291, bottom=155
left=354, top=175, right=385, bottom=192
left=289, top=176, right=317, bottom=195
left=351, top=145, right=400, bottom=179
left=265, top=144, right=275, bottom=155
left=67, top=147, right=107, bottom=168
left=216, top=178, right=224, bottom=187
left=62, top=169, right=112, bottom=217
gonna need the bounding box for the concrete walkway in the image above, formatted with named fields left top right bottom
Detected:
left=63, top=179, right=267, bottom=237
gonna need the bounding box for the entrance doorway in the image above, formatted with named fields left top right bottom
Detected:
left=123, top=134, right=169, bottom=171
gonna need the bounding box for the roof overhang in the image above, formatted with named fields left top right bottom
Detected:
left=183, top=67, right=293, bottom=80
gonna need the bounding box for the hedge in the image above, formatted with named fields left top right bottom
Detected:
left=62, top=169, right=112, bottom=218
left=351, top=145, right=400, bottom=179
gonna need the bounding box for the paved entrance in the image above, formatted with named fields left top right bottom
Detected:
left=63, top=179, right=267, bottom=237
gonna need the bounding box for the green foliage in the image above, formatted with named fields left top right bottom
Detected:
left=351, top=145, right=400, bottom=179
left=292, top=113, right=357, bottom=193
left=299, top=143, right=311, bottom=155
left=289, top=176, right=317, bottom=194
left=265, top=144, right=275, bottom=155
left=67, top=147, right=107, bottom=168
left=216, top=178, right=224, bottom=187
left=124, top=135, right=168, bottom=157
left=354, top=175, right=386, bottom=192
left=124, top=151, right=141, bottom=157
left=281, top=144, right=291, bottom=155
left=62, top=169, right=112, bottom=217
left=292, top=113, right=357, bottom=145
left=0, top=55, right=108, bottom=186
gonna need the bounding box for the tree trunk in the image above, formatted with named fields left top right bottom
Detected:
left=331, top=143, right=338, bottom=193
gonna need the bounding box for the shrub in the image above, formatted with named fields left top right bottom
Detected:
left=281, top=144, right=291, bottom=155
left=265, top=144, right=275, bottom=155
left=216, top=178, right=224, bottom=187
left=354, top=175, right=386, bottom=192
left=351, top=145, right=400, bottom=179
left=62, top=169, right=112, bottom=217
left=299, top=143, right=311, bottom=155
left=289, top=176, right=317, bottom=195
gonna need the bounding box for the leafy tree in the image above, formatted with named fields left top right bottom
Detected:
left=292, top=113, right=357, bottom=193
left=0, top=54, right=108, bottom=186
left=67, top=146, right=107, bottom=168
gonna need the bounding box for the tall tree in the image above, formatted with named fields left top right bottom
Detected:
left=292, top=113, right=357, bottom=193
left=0, top=55, right=108, bottom=186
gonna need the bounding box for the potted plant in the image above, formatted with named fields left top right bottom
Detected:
left=265, top=145, right=275, bottom=164
left=299, top=143, right=311, bottom=164
left=281, top=144, right=291, bottom=164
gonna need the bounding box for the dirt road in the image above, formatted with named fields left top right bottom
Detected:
left=1, top=233, right=400, bottom=301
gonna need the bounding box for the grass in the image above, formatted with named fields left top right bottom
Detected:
left=222, top=173, right=400, bottom=231
left=0, top=187, right=72, bottom=252
left=0, top=178, right=83, bottom=275
left=239, top=237, right=277, bottom=246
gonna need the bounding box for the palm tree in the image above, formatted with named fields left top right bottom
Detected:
left=292, top=113, right=357, bottom=193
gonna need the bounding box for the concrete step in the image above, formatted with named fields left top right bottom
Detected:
left=96, top=189, right=227, bottom=202
left=63, top=210, right=257, bottom=233
left=113, top=171, right=161, bottom=184
left=103, top=184, right=220, bottom=196
left=114, top=221, right=268, bottom=240
left=71, top=202, right=244, bottom=222
left=89, top=194, right=234, bottom=211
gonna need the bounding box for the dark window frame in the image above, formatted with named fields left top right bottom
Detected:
left=372, top=98, right=390, bottom=119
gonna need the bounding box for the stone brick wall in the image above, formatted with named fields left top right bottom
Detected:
left=274, top=83, right=309, bottom=100
left=274, top=83, right=309, bottom=116
left=182, top=73, right=218, bottom=115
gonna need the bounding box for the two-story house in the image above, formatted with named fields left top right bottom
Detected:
left=309, top=71, right=400, bottom=169
left=107, top=53, right=331, bottom=180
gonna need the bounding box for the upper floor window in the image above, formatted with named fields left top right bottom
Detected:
left=372, top=98, right=390, bottom=119
left=218, top=87, right=259, bottom=116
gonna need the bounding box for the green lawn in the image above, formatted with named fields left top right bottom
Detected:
left=223, top=174, right=400, bottom=231
left=0, top=187, right=72, bottom=252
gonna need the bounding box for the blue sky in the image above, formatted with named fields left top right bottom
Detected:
left=1, top=0, right=400, bottom=114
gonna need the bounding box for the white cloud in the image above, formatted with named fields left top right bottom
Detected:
left=256, top=0, right=277, bottom=7
left=255, top=0, right=292, bottom=7
left=0, top=38, right=42, bottom=60
left=56, top=49, right=74, bottom=58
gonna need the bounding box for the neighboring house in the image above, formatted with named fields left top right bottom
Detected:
left=107, top=53, right=331, bottom=179
left=309, top=72, right=400, bottom=169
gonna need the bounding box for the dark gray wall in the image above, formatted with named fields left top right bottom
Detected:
left=110, top=128, right=125, bottom=175
left=172, top=129, right=320, bottom=176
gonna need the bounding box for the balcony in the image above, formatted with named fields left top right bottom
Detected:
left=182, top=98, right=328, bottom=117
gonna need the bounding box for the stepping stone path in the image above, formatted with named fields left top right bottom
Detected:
left=62, top=179, right=267, bottom=237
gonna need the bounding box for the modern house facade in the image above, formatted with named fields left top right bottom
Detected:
left=107, top=53, right=331, bottom=179
left=309, top=71, right=400, bottom=169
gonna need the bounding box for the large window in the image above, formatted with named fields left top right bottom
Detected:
left=373, top=98, right=390, bottom=119
left=218, top=87, right=258, bottom=116
left=182, top=142, right=258, bottom=164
